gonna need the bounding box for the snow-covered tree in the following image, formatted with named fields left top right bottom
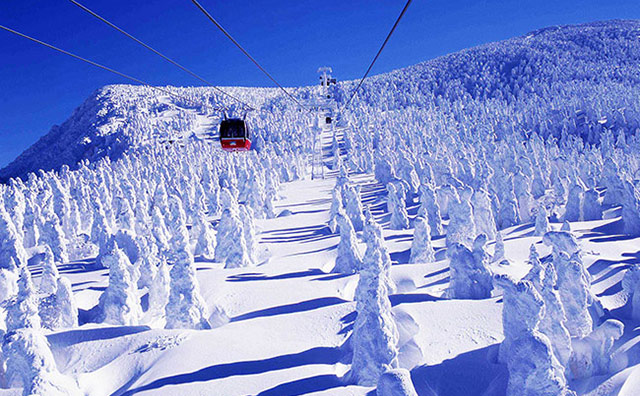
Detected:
left=38, top=213, right=68, bottom=264
left=344, top=184, right=365, bottom=232
left=446, top=187, right=476, bottom=248
left=446, top=235, right=493, bottom=299
left=492, top=231, right=505, bottom=263
left=98, top=244, right=142, bottom=326
left=328, top=185, right=343, bottom=233
left=506, top=330, right=575, bottom=396
left=165, top=248, right=211, bottom=330
left=362, top=210, right=395, bottom=295
left=543, top=231, right=592, bottom=338
left=39, top=277, right=78, bottom=330
left=622, top=264, right=640, bottom=321
left=333, top=211, right=362, bottom=274
left=495, top=275, right=574, bottom=395
left=472, top=187, right=497, bottom=240
left=238, top=205, right=258, bottom=266
left=376, top=368, right=418, bottom=396
left=568, top=319, right=624, bottom=380
left=215, top=208, right=251, bottom=268
left=3, top=328, right=82, bottom=396
left=417, top=184, right=443, bottom=237
left=39, top=246, right=59, bottom=295
left=150, top=206, right=170, bottom=255
left=0, top=206, right=27, bottom=269
left=349, top=246, right=399, bottom=386
left=146, top=260, right=170, bottom=327
left=387, top=183, right=409, bottom=230
left=534, top=204, right=550, bottom=237
left=135, top=235, right=158, bottom=290
left=193, top=211, right=216, bottom=260
left=6, top=266, right=40, bottom=332
left=409, top=216, right=435, bottom=263
left=582, top=188, right=602, bottom=221
left=564, top=183, right=584, bottom=222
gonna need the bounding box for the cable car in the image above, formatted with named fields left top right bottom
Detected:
left=219, top=118, right=251, bottom=152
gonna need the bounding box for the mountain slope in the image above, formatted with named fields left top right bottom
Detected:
left=2, top=19, right=639, bottom=182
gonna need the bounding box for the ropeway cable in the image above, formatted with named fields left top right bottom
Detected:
left=341, top=0, right=413, bottom=111
left=0, top=24, right=202, bottom=109
left=189, top=0, right=309, bottom=111
left=68, top=0, right=255, bottom=111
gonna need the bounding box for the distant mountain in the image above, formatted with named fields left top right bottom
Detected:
left=2, top=19, right=639, bottom=181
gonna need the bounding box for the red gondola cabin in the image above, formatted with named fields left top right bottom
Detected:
left=220, top=118, right=251, bottom=152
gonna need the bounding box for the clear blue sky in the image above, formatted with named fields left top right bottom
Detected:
left=1, top=0, right=639, bottom=168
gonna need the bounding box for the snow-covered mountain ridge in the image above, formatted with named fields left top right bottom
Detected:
left=2, top=19, right=639, bottom=182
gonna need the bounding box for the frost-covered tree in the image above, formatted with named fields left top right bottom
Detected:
left=534, top=261, right=572, bottom=368
left=219, top=187, right=239, bottom=214
left=506, top=330, right=575, bottom=396
left=38, top=213, right=68, bottom=264
left=582, top=188, right=602, bottom=221
left=344, top=184, right=365, bottom=232
left=39, top=246, right=59, bottom=295
left=6, top=266, right=40, bottom=332
left=543, top=231, right=592, bottom=338
left=238, top=205, right=258, bottom=266
left=495, top=275, right=544, bottom=363
left=534, top=204, right=550, bottom=237
left=150, top=206, right=170, bottom=255
left=165, top=248, right=211, bottom=330
left=22, top=195, right=40, bottom=249
left=362, top=210, right=395, bottom=294
left=146, top=260, right=170, bottom=327
left=409, top=216, right=435, bottom=263
left=333, top=211, right=362, bottom=274
left=0, top=206, right=27, bottom=269
left=4, top=183, right=26, bottom=241
left=91, top=201, right=112, bottom=264
left=39, top=277, right=78, bottom=330
left=135, top=235, right=158, bottom=290
left=495, top=275, right=574, bottom=396
left=328, top=186, right=343, bottom=233
left=0, top=264, right=18, bottom=306
left=564, top=183, right=584, bottom=222
left=446, top=235, right=493, bottom=299
left=492, top=231, right=505, bottom=263
left=349, top=246, right=399, bottom=386
left=98, top=244, right=142, bottom=326
left=215, top=208, right=252, bottom=268
left=446, top=187, right=476, bottom=248
left=387, top=183, right=409, bottom=230
left=193, top=211, right=216, bottom=260
left=376, top=368, right=418, bottom=396
left=568, top=319, right=624, bottom=380
left=621, top=180, right=640, bottom=236
left=3, top=328, right=82, bottom=396
left=472, top=187, right=497, bottom=240
left=622, top=264, right=640, bottom=321
left=417, top=184, right=443, bottom=237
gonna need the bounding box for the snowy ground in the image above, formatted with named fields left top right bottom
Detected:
left=7, top=164, right=635, bottom=395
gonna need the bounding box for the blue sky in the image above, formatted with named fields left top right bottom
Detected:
left=1, top=0, right=639, bottom=168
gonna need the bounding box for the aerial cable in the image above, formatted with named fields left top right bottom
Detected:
left=68, top=0, right=254, bottom=112
left=0, top=24, right=200, bottom=108
left=341, top=0, right=413, bottom=111
left=189, top=0, right=309, bottom=111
